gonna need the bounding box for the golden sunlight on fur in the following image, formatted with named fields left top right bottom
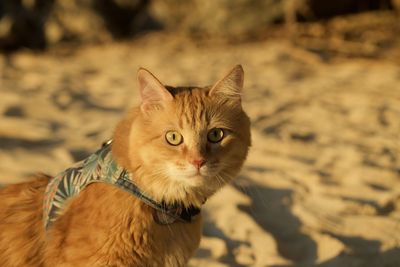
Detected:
left=0, top=65, right=251, bottom=266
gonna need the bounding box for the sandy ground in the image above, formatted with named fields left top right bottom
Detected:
left=1, top=34, right=400, bottom=266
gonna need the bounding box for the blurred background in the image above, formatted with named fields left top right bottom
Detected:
left=1, top=0, right=400, bottom=266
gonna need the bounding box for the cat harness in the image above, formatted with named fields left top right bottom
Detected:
left=43, top=141, right=200, bottom=229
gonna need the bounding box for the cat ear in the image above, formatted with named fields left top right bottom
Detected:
left=137, top=68, right=173, bottom=112
left=209, top=65, right=244, bottom=102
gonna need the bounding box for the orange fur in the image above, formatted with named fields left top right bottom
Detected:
left=0, top=66, right=250, bottom=266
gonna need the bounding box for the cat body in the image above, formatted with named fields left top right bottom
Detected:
left=0, top=66, right=251, bottom=266
left=0, top=176, right=201, bottom=266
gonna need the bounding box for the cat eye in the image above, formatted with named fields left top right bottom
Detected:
left=207, top=128, right=224, bottom=143
left=165, top=131, right=183, bottom=146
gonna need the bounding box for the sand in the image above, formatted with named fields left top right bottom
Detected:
left=1, top=34, right=400, bottom=266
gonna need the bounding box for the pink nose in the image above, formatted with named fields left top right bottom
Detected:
left=191, top=158, right=206, bottom=169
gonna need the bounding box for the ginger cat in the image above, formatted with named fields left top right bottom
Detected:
left=0, top=65, right=251, bottom=266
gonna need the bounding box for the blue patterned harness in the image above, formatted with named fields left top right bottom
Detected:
left=43, top=141, right=200, bottom=229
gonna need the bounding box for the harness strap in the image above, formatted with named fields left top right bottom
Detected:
left=114, top=175, right=200, bottom=224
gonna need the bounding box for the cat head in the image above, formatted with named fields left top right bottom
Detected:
left=119, top=66, right=251, bottom=207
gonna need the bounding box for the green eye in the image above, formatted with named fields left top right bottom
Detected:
left=207, top=128, right=224, bottom=143
left=165, top=131, right=183, bottom=146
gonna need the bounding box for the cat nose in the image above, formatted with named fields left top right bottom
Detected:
left=191, top=158, right=206, bottom=169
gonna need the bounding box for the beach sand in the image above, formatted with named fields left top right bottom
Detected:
left=1, top=34, right=400, bottom=266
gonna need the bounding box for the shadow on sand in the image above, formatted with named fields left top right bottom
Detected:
left=233, top=176, right=318, bottom=265
left=226, top=175, right=400, bottom=267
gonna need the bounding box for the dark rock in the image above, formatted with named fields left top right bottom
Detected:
left=307, top=0, right=392, bottom=19
left=0, top=0, right=53, bottom=50
left=93, top=0, right=155, bottom=38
